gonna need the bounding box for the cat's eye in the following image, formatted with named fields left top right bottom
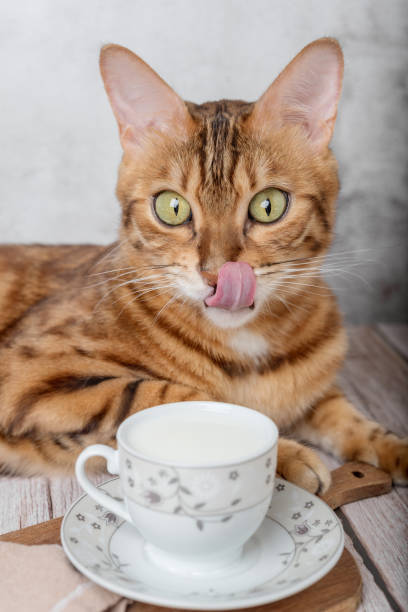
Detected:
left=153, top=191, right=192, bottom=226
left=248, top=188, right=288, bottom=223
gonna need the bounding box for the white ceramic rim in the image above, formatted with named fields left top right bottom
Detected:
left=60, top=477, right=344, bottom=611
left=117, top=401, right=279, bottom=468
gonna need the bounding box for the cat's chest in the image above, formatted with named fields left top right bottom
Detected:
left=218, top=369, right=307, bottom=431
left=227, top=329, right=270, bottom=361
left=214, top=330, right=312, bottom=429
left=223, top=330, right=283, bottom=411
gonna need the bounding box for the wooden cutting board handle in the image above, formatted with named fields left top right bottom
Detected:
left=320, top=461, right=392, bottom=509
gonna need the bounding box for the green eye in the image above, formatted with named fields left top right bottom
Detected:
left=154, top=191, right=192, bottom=226
left=248, top=188, right=288, bottom=223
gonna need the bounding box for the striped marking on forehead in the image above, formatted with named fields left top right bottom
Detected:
left=189, top=100, right=253, bottom=199
left=209, top=104, right=235, bottom=185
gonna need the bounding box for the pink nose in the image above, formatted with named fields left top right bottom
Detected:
left=201, top=270, right=218, bottom=289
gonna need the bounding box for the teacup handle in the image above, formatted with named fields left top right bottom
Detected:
left=75, top=444, right=131, bottom=523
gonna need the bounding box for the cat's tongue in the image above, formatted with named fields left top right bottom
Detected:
left=205, top=262, right=256, bottom=311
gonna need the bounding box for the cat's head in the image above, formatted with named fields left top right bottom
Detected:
left=100, top=39, right=343, bottom=329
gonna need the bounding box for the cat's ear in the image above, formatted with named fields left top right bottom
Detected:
left=100, top=44, right=193, bottom=151
left=248, top=38, right=343, bottom=151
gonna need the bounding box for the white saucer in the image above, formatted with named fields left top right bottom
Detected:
left=61, top=477, right=344, bottom=610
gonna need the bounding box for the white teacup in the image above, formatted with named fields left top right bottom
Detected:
left=75, top=401, right=278, bottom=576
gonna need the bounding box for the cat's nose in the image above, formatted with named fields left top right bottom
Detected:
left=201, top=270, right=218, bottom=288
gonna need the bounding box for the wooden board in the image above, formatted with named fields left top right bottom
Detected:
left=0, top=517, right=361, bottom=612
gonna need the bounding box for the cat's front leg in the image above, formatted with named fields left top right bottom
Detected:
left=0, top=370, right=213, bottom=476
left=294, top=387, right=408, bottom=485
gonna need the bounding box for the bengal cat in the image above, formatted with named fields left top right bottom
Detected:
left=0, top=38, right=406, bottom=491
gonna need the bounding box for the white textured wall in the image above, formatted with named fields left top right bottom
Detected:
left=0, top=0, right=407, bottom=322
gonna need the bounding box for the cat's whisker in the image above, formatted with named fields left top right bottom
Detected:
left=274, top=294, right=292, bottom=314
left=290, top=260, right=376, bottom=275
left=92, top=277, right=172, bottom=312
left=273, top=283, right=333, bottom=298
left=255, top=248, right=378, bottom=275
left=285, top=265, right=372, bottom=288
left=265, top=267, right=322, bottom=277
left=131, top=218, right=150, bottom=247
left=89, top=270, right=167, bottom=283
left=257, top=260, right=372, bottom=277
left=261, top=272, right=332, bottom=288
left=93, top=279, right=139, bottom=312
left=269, top=279, right=333, bottom=292
left=260, top=274, right=337, bottom=296
left=257, top=260, right=375, bottom=286
left=269, top=281, right=328, bottom=295
left=84, top=273, right=167, bottom=290
left=309, top=247, right=375, bottom=260
left=154, top=291, right=183, bottom=322
left=115, top=284, right=177, bottom=319
left=288, top=257, right=374, bottom=270
left=122, top=281, right=177, bottom=299
left=89, top=257, right=182, bottom=284
left=90, top=243, right=122, bottom=271
left=275, top=272, right=349, bottom=286
left=128, top=283, right=178, bottom=299
left=89, top=268, right=179, bottom=291
left=89, top=266, right=136, bottom=277
left=262, top=301, right=280, bottom=320
left=268, top=264, right=373, bottom=293
left=108, top=284, right=178, bottom=320
left=271, top=289, right=313, bottom=313
left=85, top=272, right=143, bottom=289
left=147, top=264, right=184, bottom=269
left=324, top=268, right=372, bottom=288
left=301, top=248, right=374, bottom=262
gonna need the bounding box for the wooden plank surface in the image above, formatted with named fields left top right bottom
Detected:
left=343, top=534, right=391, bottom=612
left=48, top=473, right=107, bottom=518
left=337, top=325, right=408, bottom=611
left=376, top=323, right=408, bottom=361
left=0, top=476, right=51, bottom=533
left=0, top=472, right=108, bottom=535
left=0, top=325, right=407, bottom=612
left=339, top=326, right=408, bottom=432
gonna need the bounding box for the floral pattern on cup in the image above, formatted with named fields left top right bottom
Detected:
left=120, top=446, right=277, bottom=517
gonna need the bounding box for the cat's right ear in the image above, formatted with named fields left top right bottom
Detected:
left=100, top=44, right=193, bottom=151
left=248, top=38, right=344, bottom=151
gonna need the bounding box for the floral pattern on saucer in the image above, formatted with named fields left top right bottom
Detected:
left=61, top=477, right=344, bottom=610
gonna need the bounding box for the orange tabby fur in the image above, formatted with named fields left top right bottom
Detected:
left=0, top=39, right=406, bottom=491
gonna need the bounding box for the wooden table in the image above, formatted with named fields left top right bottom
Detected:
left=1, top=325, right=407, bottom=611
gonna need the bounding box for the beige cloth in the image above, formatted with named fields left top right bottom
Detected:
left=0, top=541, right=130, bottom=612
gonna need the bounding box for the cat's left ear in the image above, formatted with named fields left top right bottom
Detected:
left=248, top=38, right=344, bottom=151
left=100, top=44, right=193, bottom=151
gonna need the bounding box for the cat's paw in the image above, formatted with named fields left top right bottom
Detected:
left=384, top=435, right=408, bottom=486
left=345, top=426, right=408, bottom=486
left=277, top=439, right=331, bottom=494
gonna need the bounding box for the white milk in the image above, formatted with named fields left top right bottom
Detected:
left=126, top=413, right=266, bottom=464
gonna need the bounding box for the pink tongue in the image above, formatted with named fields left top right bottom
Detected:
left=205, top=262, right=256, bottom=311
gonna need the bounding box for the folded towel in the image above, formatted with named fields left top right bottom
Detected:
left=0, top=540, right=129, bottom=612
